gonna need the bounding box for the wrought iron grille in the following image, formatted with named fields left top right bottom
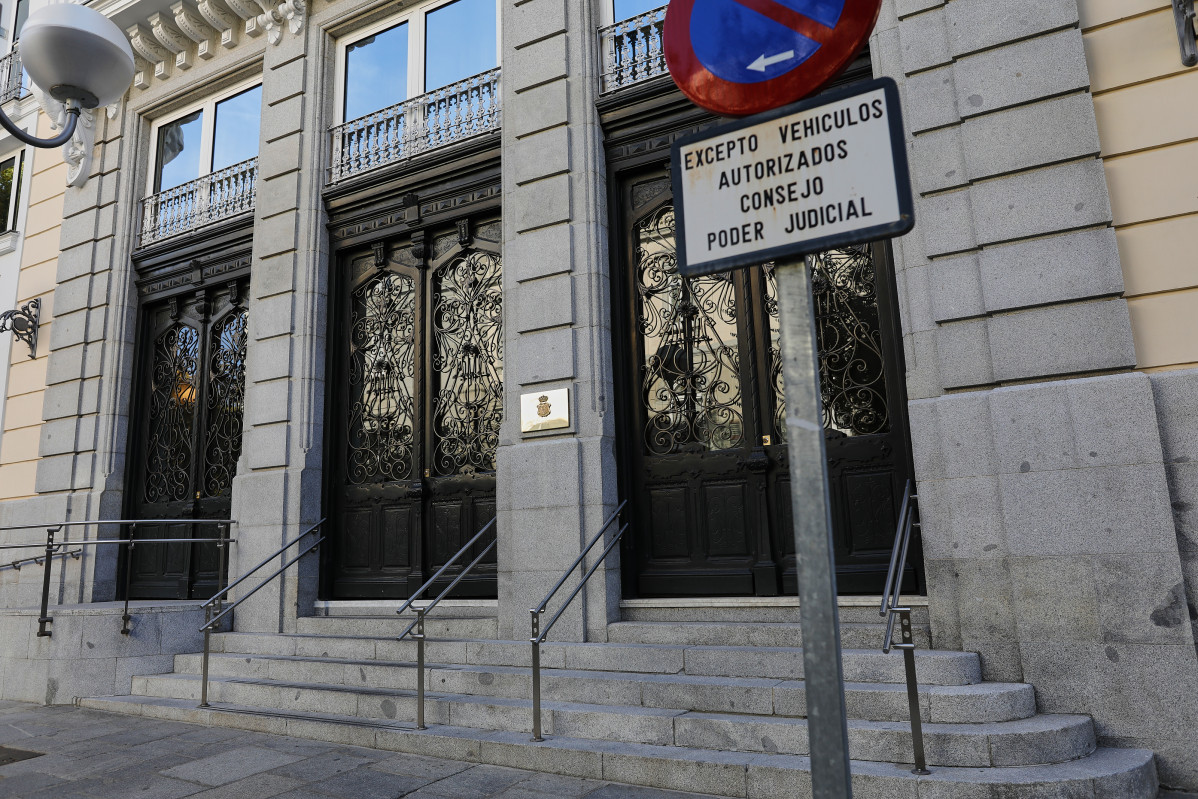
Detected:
left=763, top=247, right=890, bottom=442
left=633, top=205, right=891, bottom=452
left=0, top=47, right=27, bottom=105
left=139, top=157, right=258, bottom=248
left=598, top=6, right=668, bottom=95
left=431, top=250, right=503, bottom=476
left=203, top=310, right=248, bottom=497
left=347, top=271, right=418, bottom=485
left=636, top=205, right=744, bottom=455
left=329, top=68, right=502, bottom=185
left=144, top=324, right=200, bottom=503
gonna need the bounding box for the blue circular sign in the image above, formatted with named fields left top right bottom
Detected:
left=665, top=0, right=880, bottom=116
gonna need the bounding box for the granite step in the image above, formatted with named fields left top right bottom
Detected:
left=128, top=672, right=1096, bottom=768
left=174, top=651, right=1036, bottom=723
left=78, top=695, right=1158, bottom=798
left=206, top=633, right=983, bottom=685
left=295, top=614, right=499, bottom=639
left=619, top=598, right=930, bottom=626
left=607, top=620, right=932, bottom=649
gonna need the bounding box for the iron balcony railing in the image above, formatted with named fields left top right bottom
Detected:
left=329, top=67, right=502, bottom=184
left=0, top=47, right=27, bottom=105
left=139, top=157, right=258, bottom=248
left=598, top=6, right=668, bottom=95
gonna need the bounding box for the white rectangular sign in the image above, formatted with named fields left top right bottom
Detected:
left=671, top=77, right=914, bottom=277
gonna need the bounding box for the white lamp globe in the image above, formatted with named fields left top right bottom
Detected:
left=19, top=3, right=135, bottom=108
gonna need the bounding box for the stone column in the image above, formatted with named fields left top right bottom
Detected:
left=32, top=105, right=135, bottom=606
left=874, top=0, right=1198, bottom=786
left=496, top=0, right=619, bottom=640
left=229, top=20, right=326, bottom=633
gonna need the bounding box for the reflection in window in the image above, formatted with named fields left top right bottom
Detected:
left=344, top=23, right=408, bottom=121
left=425, top=0, right=496, bottom=91
left=155, top=110, right=203, bottom=192
left=613, top=0, right=664, bottom=22
left=0, top=150, right=23, bottom=233
left=12, top=0, right=27, bottom=40
left=212, top=85, right=262, bottom=171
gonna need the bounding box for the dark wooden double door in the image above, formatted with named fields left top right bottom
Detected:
left=614, top=168, right=914, bottom=597
left=127, top=280, right=248, bottom=599
left=326, top=218, right=502, bottom=599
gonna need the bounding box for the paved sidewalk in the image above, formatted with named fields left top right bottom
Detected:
left=0, top=701, right=741, bottom=799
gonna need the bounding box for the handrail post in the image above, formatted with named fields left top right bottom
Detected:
left=36, top=527, right=56, bottom=637
left=899, top=609, right=929, bottom=775
left=199, top=605, right=212, bottom=709
left=121, top=524, right=136, bottom=635
left=530, top=608, right=543, bottom=742
left=216, top=522, right=230, bottom=616
left=415, top=607, right=426, bottom=730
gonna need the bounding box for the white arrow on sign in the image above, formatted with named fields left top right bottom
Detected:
left=747, top=50, right=796, bottom=72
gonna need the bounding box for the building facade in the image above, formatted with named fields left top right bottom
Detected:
left=0, top=0, right=1196, bottom=793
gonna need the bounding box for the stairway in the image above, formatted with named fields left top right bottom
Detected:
left=80, top=604, right=1159, bottom=797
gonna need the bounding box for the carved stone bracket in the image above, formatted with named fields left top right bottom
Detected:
left=0, top=298, right=40, bottom=359
left=31, top=86, right=98, bottom=188
left=172, top=1, right=220, bottom=61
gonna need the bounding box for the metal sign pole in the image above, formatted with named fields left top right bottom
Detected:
left=776, top=254, right=853, bottom=799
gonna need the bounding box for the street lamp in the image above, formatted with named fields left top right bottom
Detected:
left=0, top=3, right=134, bottom=148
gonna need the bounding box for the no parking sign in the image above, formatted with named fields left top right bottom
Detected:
left=664, top=0, right=883, bottom=116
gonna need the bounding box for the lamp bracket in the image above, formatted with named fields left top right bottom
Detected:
left=1175, top=0, right=1198, bottom=67
left=0, top=297, right=40, bottom=359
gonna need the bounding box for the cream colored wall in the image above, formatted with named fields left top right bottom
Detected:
left=0, top=112, right=64, bottom=500
left=1081, top=1, right=1198, bottom=370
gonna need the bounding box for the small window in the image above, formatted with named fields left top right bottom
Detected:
left=0, top=150, right=23, bottom=232
left=338, top=0, right=499, bottom=123
left=149, top=82, right=262, bottom=194
left=12, top=0, right=26, bottom=40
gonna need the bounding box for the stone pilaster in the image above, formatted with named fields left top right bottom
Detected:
left=876, top=0, right=1198, bottom=786
left=496, top=0, right=619, bottom=640
left=228, top=22, right=324, bottom=632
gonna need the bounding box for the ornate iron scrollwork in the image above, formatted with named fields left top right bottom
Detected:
left=347, top=271, right=417, bottom=485
left=763, top=248, right=891, bottom=440
left=0, top=298, right=40, bottom=359
left=431, top=250, right=503, bottom=476
left=1175, top=0, right=1198, bottom=67
left=636, top=204, right=743, bottom=455
left=203, top=310, right=248, bottom=497
left=144, top=324, right=200, bottom=503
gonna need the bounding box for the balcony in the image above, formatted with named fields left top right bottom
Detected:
left=139, top=157, right=258, bottom=248
left=328, top=67, right=502, bottom=185
left=598, top=6, right=668, bottom=95
left=0, top=47, right=28, bottom=105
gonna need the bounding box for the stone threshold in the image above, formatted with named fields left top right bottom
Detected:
left=620, top=596, right=930, bottom=609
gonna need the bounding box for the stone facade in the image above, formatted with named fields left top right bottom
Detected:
left=0, top=0, right=1195, bottom=791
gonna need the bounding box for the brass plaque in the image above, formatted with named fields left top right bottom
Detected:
left=521, top=387, right=570, bottom=433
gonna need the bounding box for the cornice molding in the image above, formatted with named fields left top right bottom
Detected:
left=115, top=0, right=301, bottom=91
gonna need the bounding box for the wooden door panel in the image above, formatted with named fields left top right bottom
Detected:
left=615, top=166, right=915, bottom=598
left=327, top=221, right=501, bottom=600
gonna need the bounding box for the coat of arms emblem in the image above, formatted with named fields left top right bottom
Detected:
left=536, top=395, right=551, bottom=417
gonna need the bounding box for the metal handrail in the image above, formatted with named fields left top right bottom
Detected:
left=879, top=480, right=929, bottom=775
left=196, top=518, right=325, bottom=708
left=529, top=501, right=627, bottom=742
left=0, top=518, right=236, bottom=637
left=0, top=548, right=81, bottom=571
left=395, top=516, right=497, bottom=730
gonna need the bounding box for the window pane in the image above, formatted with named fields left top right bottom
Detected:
left=425, top=0, right=496, bottom=91
left=613, top=0, right=665, bottom=22
left=0, top=155, right=14, bottom=231
left=344, top=23, right=408, bottom=122
left=13, top=0, right=28, bottom=40
left=212, top=85, right=262, bottom=171
left=155, top=110, right=203, bottom=192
